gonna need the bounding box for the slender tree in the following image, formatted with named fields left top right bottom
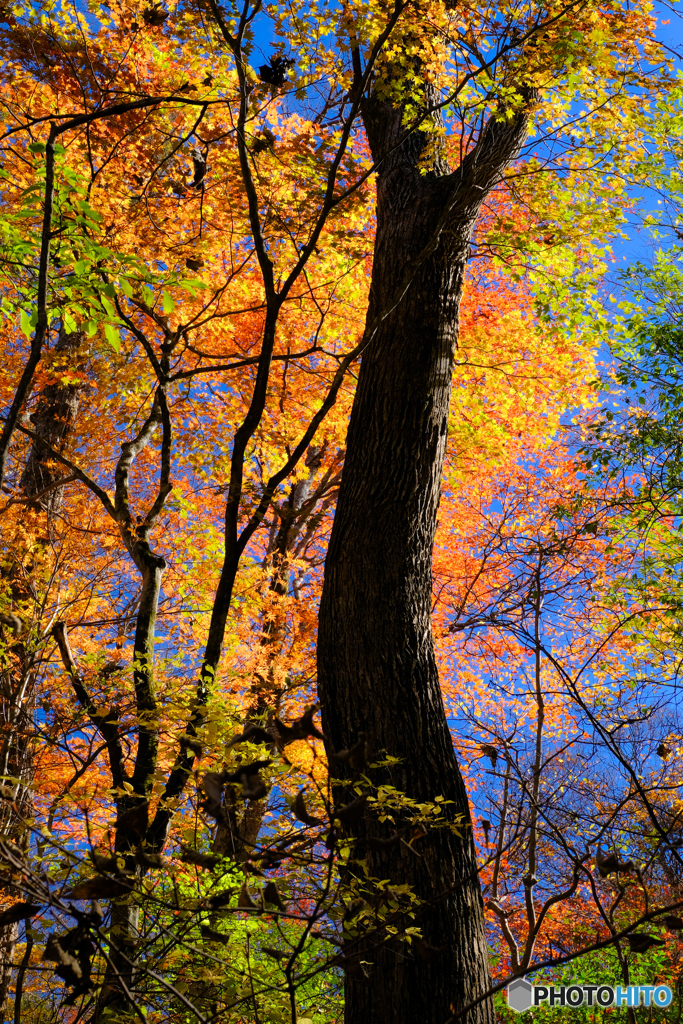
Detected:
left=0, top=323, right=86, bottom=1013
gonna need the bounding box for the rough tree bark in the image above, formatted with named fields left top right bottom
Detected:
left=317, top=90, right=536, bottom=1024
left=20, top=325, right=85, bottom=516
left=0, top=324, right=85, bottom=1016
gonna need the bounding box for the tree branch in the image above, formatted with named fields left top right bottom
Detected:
left=52, top=622, right=127, bottom=790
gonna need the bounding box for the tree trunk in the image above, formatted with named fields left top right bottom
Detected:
left=20, top=325, right=85, bottom=516
left=317, top=91, right=534, bottom=1024
left=0, top=324, right=85, bottom=1015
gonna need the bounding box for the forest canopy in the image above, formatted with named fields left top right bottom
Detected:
left=1, top=0, right=683, bottom=1021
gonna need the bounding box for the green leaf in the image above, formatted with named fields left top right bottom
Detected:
left=19, top=308, right=35, bottom=338
left=76, top=201, right=102, bottom=223
left=179, top=278, right=209, bottom=294
left=62, top=311, right=78, bottom=334
left=101, top=296, right=117, bottom=318
left=162, top=291, right=175, bottom=314
left=104, top=323, right=121, bottom=353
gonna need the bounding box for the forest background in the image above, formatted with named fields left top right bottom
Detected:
left=2, top=0, right=683, bottom=1021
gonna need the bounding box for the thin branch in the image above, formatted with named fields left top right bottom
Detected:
left=52, top=622, right=127, bottom=790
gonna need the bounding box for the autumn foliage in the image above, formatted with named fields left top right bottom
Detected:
left=0, top=0, right=681, bottom=1020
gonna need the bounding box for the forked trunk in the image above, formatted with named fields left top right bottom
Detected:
left=317, top=91, right=534, bottom=1024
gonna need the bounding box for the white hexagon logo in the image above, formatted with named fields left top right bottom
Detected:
left=508, top=978, right=533, bottom=1013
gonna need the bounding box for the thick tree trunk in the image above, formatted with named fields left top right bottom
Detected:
left=317, top=92, right=534, bottom=1024
left=317, top=220, right=492, bottom=1024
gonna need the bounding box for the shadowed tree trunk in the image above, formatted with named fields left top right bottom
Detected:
left=0, top=324, right=85, bottom=1016
left=317, top=89, right=536, bottom=1024
left=20, top=325, right=86, bottom=516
